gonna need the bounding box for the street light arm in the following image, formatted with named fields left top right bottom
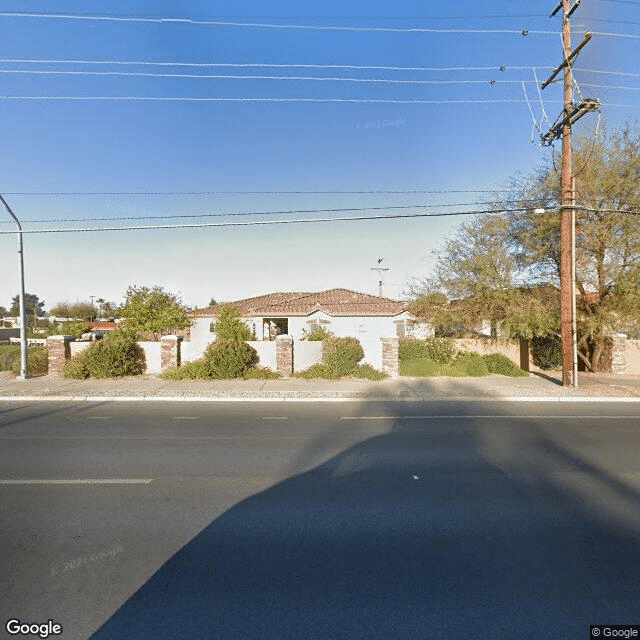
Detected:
left=0, top=194, right=29, bottom=379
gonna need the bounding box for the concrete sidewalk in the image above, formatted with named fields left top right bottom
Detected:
left=1, top=371, right=640, bottom=401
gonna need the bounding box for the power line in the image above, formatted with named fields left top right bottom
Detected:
left=0, top=59, right=547, bottom=73
left=0, top=207, right=539, bottom=235
left=2, top=201, right=545, bottom=224
left=0, top=69, right=542, bottom=85
left=0, top=12, right=559, bottom=35
left=0, top=96, right=550, bottom=104
left=2, top=189, right=511, bottom=196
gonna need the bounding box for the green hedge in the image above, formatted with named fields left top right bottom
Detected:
left=62, top=335, right=145, bottom=379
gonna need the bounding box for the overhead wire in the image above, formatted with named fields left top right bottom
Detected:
left=0, top=207, right=548, bottom=235
left=0, top=12, right=559, bottom=35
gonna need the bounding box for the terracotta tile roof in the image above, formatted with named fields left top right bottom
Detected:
left=197, top=288, right=408, bottom=318
left=88, top=322, right=119, bottom=330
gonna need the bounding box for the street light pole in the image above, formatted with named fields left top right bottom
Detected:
left=0, top=194, right=29, bottom=379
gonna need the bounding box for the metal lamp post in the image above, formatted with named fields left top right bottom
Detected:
left=0, top=194, right=29, bottom=379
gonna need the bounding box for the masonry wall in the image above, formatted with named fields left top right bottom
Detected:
left=453, top=338, right=527, bottom=368
left=627, top=339, right=640, bottom=375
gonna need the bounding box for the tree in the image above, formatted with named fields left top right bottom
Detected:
left=9, top=293, right=46, bottom=330
left=50, top=301, right=97, bottom=322
left=409, top=122, right=640, bottom=371
left=119, top=285, right=191, bottom=340
left=0, top=306, right=8, bottom=317
left=211, top=306, right=253, bottom=341
left=408, top=214, right=557, bottom=339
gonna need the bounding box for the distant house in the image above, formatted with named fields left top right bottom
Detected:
left=191, top=288, right=433, bottom=368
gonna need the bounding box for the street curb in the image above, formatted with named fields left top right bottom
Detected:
left=1, top=395, right=640, bottom=403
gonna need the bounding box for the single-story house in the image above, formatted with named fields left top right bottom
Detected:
left=190, top=288, right=433, bottom=369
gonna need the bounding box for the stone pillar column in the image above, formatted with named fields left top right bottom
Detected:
left=610, top=333, right=628, bottom=375
left=46, top=335, right=76, bottom=376
left=276, top=335, right=293, bottom=378
left=381, top=337, right=400, bottom=378
left=161, top=335, right=183, bottom=372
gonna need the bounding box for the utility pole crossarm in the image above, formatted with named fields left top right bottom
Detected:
left=540, top=32, right=592, bottom=90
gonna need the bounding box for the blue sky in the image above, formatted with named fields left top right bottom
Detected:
left=1, top=0, right=638, bottom=311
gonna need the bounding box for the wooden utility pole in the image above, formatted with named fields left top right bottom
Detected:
left=541, top=0, right=598, bottom=387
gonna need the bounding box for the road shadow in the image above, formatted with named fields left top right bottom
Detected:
left=88, top=387, right=640, bottom=640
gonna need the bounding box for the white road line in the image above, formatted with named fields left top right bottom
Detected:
left=172, top=416, right=200, bottom=420
left=262, top=416, right=288, bottom=420
left=86, top=416, right=111, bottom=420
left=0, top=479, right=153, bottom=484
left=340, top=415, right=638, bottom=420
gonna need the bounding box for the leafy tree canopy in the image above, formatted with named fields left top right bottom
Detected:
left=408, top=121, right=640, bottom=370
left=9, top=293, right=45, bottom=317
left=212, top=306, right=253, bottom=341
left=119, top=285, right=191, bottom=340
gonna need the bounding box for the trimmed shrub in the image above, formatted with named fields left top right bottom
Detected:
left=202, top=339, right=258, bottom=379
left=483, top=353, right=529, bottom=377
left=351, top=364, right=387, bottom=380
left=0, top=345, right=20, bottom=371
left=81, top=337, right=145, bottom=378
left=242, top=366, right=281, bottom=380
left=10, top=346, right=49, bottom=376
left=531, top=335, right=563, bottom=370
left=400, top=356, right=440, bottom=377
left=424, top=337, right=457, bottom=365
left=322, top=336, right=364, bottom=376
left=399, top=337, right=428, bottom=362
left=160, top=360, right=213, bottom=380
left=62, top=334, right=145, bottom=379
left=61, top=350, right=90, bottom=379
left=454, top=351, right=490, bottom=377
left=294, top=363, right=341, bottom=380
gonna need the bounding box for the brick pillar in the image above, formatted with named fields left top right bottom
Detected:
left=46, top=335, right=76, bottom=376
left=381, top=337, right=400, bottom=378
left=610, top=334, right=628, bottom=375
left=519, top=338, right=530, bottom=372
left=161, top=335, right=183, bottom=372
left=276, top=335, right=293, bottom=378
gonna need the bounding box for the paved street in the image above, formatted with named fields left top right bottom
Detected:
left=1, top=400, right=639, bottom=639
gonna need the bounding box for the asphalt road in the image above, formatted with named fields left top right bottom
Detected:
left=1, top=400, right=639, bottom=640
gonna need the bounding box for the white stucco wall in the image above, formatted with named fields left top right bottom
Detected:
left=293, top=341, right=323, bottom=372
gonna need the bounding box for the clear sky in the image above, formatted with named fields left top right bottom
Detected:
left=1, top=0, right=638, bottom=312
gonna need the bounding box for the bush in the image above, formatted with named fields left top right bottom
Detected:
left=399, top=337, right=428, bottom=362
left=351, top=364, right=387, bottom=380
left=202, top=339, right=258, bottom=379
left=531, top=335, right=563, bottom=370
left=454, top=351, right=490, bottom=377
left=242, top=366, right=281, bottom=380
left=294, top=363, right=341, bottom=380
left=61, top=350, right=90, bottom=379
left=0, top=345, right=19, bottom=371
left=424, top=337, right=457, bottom=365
left=400, top=356, right=440, bottom=377
left=483, top=353, right=528, bottom=377
left=10, top=346, right=48, bottom=376
left=160, top=360, right=214, bottom=380
left=304, top=326, right=331, bottom=341
left=322, top=336, right=364, bottom=376
left=62, top=335, right=145, bottom=378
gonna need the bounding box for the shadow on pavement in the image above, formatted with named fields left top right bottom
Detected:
left=89, top=382, right=639, bottom=640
